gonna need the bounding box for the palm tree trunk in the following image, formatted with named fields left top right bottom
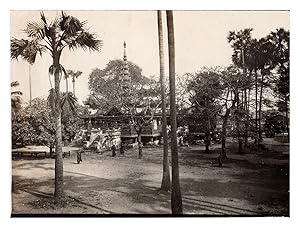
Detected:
left=72, top=78, right=76, bottom=96
left=158, top=10, right=170, bottom=191
left=258, top=74, right=264, bottom=142
left=236, top=91, right=243, bottom=154
left=167, top=10, right=183, bottom=214
left=255, top=69, right=258, bottom=141
left=54, top=61, right=64, bottom=198
left=65, top=77, right=69, bottom=93
left=29, top=65, right=32, bottom=106
left=244, top=88, right=248, bottom=147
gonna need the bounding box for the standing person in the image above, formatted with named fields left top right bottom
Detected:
left=111, top=142, right=116, bottom=157
left=77, top=151, right=82, bottom=164
left=120, top=141, right=125, bottom=155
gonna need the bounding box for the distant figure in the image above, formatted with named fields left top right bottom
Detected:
left=120, top=141, right=125, bottom=155
left=178, top=135, right=184, bottom=146
left=217, top=155, right=222, bottom=167
left=77, top=151, right=82, bottom=164
left=111, top=144, right=116, bottom=157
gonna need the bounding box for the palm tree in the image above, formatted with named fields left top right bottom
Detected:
left=67, top=69, right=82, bottom=96
left=11, top=11, right=103, bottom=198
left=157, top=10, right=171, bottom=191
left=166, top=10, right=183, bottom=214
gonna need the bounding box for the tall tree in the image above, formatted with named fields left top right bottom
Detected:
left=247, top=36, right=279, bottom=143
left=219, top=66, right=245, bottom=158
left=157, top=10, right=171, bottom=191
left=228, top=29, right=253, bottom=148
left=166, top=10, right=183, bottom=214
left=186, top=69, right=223, bottom=153
left=11, top=11, right=102, bottom=198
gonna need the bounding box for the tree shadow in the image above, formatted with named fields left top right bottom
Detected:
left=11, top=145, right=289, bottom=216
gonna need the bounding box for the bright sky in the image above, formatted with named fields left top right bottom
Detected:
left=10, top=10, right=289, bottom=104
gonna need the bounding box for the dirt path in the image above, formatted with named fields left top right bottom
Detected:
left=12, top=145, right=289, bottom=216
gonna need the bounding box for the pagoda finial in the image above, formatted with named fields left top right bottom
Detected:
left=123, top=41, right=127, bottom=61
left=122, top=41, right=130, bottom=84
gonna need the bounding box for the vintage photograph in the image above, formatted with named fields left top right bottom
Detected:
left=10, top=10, right=289, bottom=216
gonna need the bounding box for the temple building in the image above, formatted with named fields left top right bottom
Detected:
left=81, top=42, right=163, bottom=147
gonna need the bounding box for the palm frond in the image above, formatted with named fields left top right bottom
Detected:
left=11, top=38, right=46, bottom=64
left=40, top=11, right=47, bottom=25
left=11, top=81, right=20, bottom=88
left=60, top=11, right=85, bottom=34
left=68, top=31, right=103, bottom=52
left=24, top=20, right=46, bottom=40
left=11, top=91, right=23, bottom=96
left=48, top=64, right=67, bottom=82
left=75, top=71, right=83, bottom=78
left=61, top=92, right=78, bottom=116
left=11, top=38, right=28, bottom=60
left=67, top=70, right=82, bottom=81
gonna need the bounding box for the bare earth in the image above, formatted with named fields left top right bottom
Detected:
left=11, top=143, right=289, bottom=216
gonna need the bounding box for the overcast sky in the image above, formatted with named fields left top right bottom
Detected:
left=10, top=10, right=289, bottom=104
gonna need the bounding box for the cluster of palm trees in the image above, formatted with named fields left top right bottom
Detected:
left=11, top=10, right=182, bottom=214
left=227, top=28, right=289, bottom=148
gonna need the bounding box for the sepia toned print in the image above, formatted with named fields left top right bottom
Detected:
left=11, top=10, right=289, bottom=216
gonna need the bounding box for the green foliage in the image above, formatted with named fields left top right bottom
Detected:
left=186, top=68, right=223, bottom=118
left=268, top=29, right=290, bottom=101
left=12, top=98, right=56, bottom=147
left=263, top=110, right=286, bottom=137
left=87, top=59, right=156, bottom=112
left=227, top=28, right=253, bottom=69
left=12, top=97, right=84, bottom=147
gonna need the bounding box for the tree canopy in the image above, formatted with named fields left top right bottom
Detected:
left=87, top=59, right=155, bottom=111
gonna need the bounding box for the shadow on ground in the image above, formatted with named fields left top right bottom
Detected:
left=11, top=142, right=289, bottom=216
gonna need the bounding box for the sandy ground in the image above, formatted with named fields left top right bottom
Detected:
left=11, top=142, right=289, bottom=216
